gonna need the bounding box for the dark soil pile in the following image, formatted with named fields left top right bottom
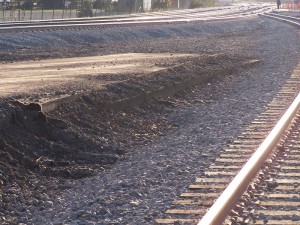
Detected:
left=0, top=53, right=256, bottom=223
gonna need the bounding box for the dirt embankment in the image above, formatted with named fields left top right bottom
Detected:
left=0, top=52, right=258, bottom=224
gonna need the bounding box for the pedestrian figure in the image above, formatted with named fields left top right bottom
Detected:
left=277, top=0, right=281, bottom=9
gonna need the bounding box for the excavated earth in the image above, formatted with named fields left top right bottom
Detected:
left=0, top=10, right=300, bottom=224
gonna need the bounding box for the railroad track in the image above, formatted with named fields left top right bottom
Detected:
left=156, top=64, right=300, bottom=225
left=262, top=12, right=300, bottom=27
left=156, top=15, right=300, bottom=225
left=0, top=4, right=272, bottom=33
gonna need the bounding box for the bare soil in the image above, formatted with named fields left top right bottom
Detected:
left=0, top=53, right=194, bottom=98
left=0, top=48, right=255, bottom=224
left=0, top=15, right=299, bottom=224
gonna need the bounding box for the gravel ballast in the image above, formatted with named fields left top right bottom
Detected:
left=0, top=11, right=300, bottom=225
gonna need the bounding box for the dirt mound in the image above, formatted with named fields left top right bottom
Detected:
left=0, top=54, right=259, bottom=223
left=0, top=54, right=258, bottom=182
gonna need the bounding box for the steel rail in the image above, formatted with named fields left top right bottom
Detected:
left=0, top=7, right=230, bottom=27
left=267, top=12, right=300, bottom=21
left=0, top=5, right=250, bottom=26
left=0, top=15, right=257, bottom=32
left=0, top=10, right=241, bottom=27
left=0, top=11, right=265, bottom=33
left=0, top=5, right=271, bottom=32
left=198, top=92, right=300, bottom=225
left=261, top=13, right=300, bottom=27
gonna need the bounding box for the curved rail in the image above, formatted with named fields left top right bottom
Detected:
left=155, top=12, right=300, bottom=224
left=0, top=4, right=272, bottom=33
left=198, top=15, right=300, bottom=221
left=0, top=7, right=227, bottom=27
left=262, top=12, right=300, bottom=27
left=198, top=92, right=300, bottom=224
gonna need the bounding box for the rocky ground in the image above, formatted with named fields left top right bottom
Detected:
left=0, top=9, right=300, bottom=225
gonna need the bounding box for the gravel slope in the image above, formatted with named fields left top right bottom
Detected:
left=0, top=13, right=300, bottom=225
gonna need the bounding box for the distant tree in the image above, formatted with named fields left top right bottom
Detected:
left=23, top=1, right=34, bottom=10
left=38, top=0, right=64, bottom=9
left=190, top=0, right=202, bottom=8
left=126, top=0, right=135, bottom=13
left=152, top=0, right=168, bottom=10
left=93, top=0, right=105, bottom=9
left=77, top=0, right=93, bottom=17
left=68, top=0, right=78, bottom=9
